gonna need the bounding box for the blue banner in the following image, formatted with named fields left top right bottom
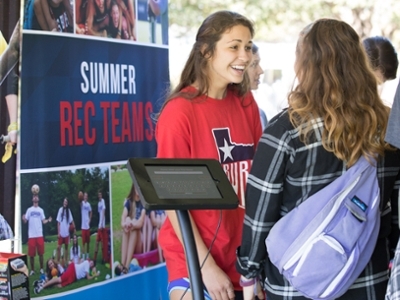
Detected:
left=21, top=34, right=168, bottom=169
left=19, top=0, right=170, bottom=298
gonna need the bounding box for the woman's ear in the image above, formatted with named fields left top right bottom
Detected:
left=201, top=44, right=211, bottom=59
left=374, top=67, right=385, bottom=84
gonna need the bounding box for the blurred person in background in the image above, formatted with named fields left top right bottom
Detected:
left=363, top=36, right=398, bottom=85
left=248, top=43, right=267, bottom=130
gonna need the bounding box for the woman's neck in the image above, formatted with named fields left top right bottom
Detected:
left=207, top=87, right=227, bottom=99
left=192, top=81, right=227, bottom=100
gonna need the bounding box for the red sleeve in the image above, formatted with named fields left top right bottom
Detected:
left=245, top=92, right=263, bottom=148
left=155, top=99, right=192, bottom=159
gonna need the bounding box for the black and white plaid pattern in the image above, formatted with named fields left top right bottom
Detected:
left=386, top=238, right=400, bottom=300
left=236, top=110, right=400, bottom=300
left=0, top=213, right=13, bottom=240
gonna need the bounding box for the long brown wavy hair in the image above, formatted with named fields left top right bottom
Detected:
left=288, top=18, right=391, bottom=167
left=125, top=184, right=137, bottom=219
left=156, top=10, right=254, bottom=118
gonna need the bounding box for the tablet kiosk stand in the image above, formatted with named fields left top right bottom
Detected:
left=127, top=158, right=240, bottom=300
left=176, top=210, right=205, bottom=300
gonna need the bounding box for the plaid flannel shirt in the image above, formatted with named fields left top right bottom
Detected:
left=386, top=238, right=400, bottom=300
left=236, top=110, right=400, bottom=300
left=0, top=213, right=13, bottom=240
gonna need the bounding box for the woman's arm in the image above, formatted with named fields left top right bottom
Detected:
left=131, top=208, right=146, bottom=229
left=236, top=113, right=290, bottom=279
left=34, top=0, right=58, bottom=31
left=69, top=247, right=73, bottom=261
left=121, top=206, right=128, bottom=228
left=62, top=0, right=73, bottom=26
left=167, top=210, right=235, bottom=298
left=150, top=210, right=158, bottom=227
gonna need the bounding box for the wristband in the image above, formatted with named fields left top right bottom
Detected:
left=7, top=122, right=18, bottom=132
left=239, top=276, right=256, bottom=287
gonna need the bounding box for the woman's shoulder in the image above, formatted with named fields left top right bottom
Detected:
left=265, top=109, right=293, bottom=131
left=159, top=95, right=197, bottom=117
left=381, top=148, right=400, bottom=169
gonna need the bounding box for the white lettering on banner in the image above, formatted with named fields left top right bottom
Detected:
left=80, top=61, right=136, bottom=95
left=223, top=160, right=251, bottom=208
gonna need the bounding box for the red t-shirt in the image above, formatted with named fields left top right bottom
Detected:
left=156, top=86, right=262, bottom=290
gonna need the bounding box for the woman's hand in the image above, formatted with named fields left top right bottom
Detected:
left=242, top=281, right=265, bottom=300
left=202, top=264, right=235, bottom=300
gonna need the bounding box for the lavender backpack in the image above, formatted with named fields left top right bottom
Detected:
left=265, top=156, right=380, bottom=300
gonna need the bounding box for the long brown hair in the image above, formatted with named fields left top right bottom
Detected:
left=157, top=10, right=254, bottom=118
left=125, top=184, right=137, bottom=219
left=289, top=18, right=391, bottom=167
left=363, top=36, right=399, bottom=81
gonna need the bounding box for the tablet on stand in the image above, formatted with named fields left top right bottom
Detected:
left=127, top=158, right=239, bottom=300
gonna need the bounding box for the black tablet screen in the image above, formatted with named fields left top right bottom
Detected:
left=145, top=165, right=222, bottom=199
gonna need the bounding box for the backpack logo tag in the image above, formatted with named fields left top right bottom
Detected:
left=351, top=196, right=367, bottom=212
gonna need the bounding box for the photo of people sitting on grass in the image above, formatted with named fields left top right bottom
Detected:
left=110, top=164, right=166, bottom=277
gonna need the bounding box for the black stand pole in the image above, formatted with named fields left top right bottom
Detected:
left=176, top=210, right=204, bottom=300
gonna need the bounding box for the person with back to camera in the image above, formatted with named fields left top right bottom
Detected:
left=385, top=70, right=400, bottom=300
left=381, top=37, right=400, bottom=300
left=155, top=10, right=263, bottom=300
left=362, top=36, right=398, bottom=84
left=248, top=43, right=267, bottom=130
left=235, top=18, right=400, bottom=300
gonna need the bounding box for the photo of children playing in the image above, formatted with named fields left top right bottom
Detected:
left=20, top=166, right=111, bottom=297
left=111, top=164, right=166, bottom=277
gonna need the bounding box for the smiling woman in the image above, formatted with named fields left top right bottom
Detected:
left=155, top=10, right=263, bottom=300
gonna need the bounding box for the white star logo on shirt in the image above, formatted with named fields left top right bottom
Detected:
left=219, top=139, right=235, bottom=162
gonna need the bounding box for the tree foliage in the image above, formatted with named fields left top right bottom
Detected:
left=169, top=0, right=400, bottom=48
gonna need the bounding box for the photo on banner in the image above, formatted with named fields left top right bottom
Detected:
left=110, top=163, right=165, bottom=278
left=20, top=167, right=111, bottom=297
left=18, top=0, right=170, bottom=298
